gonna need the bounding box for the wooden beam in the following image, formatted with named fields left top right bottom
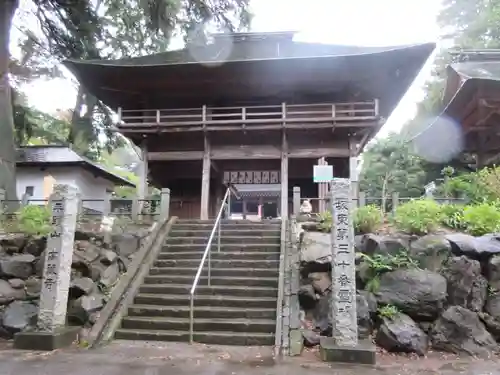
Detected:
left=200, top=135, right=211, bottom=220
left=117, top=121, right=378, bottom=133
left=148, top=144, right=350, bottom=161
left=149, top=151, right=204, bottom=161
left=212, top=145, right=281, bottom=160
left=281, top=131, right=289, bottom=220
left=288, top=146, right=350, bottom=158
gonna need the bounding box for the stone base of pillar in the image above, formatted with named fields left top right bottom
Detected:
left=319, top=337, right=376, bottom=365
left=13, top=326, right=80, bottom=351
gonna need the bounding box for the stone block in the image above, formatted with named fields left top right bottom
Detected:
left=320, top=337, right=376, bottom=365
left=289, top=329, right=303, bottom=356
left=14, top=326, right=80, bottom=351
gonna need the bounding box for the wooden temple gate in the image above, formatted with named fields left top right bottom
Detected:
left=64, top=31, right=435, bottom=219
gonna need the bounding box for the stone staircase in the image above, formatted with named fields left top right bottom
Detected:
left=114, top=219, right=281, bottom=345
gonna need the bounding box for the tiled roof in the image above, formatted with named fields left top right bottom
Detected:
left=17, top=145, right=135, bottom=187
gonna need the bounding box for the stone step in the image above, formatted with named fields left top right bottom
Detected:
left=149, top=267, right=279, bottom=278
left=143, top=275, right=278, bottom=288
left=154, top=258, right=279, bottom=269
left=139, top=284, right=278, bottom=297
left=168, top=229, right=280, bottom=237
left=114, top=328, right=275, bottom=346
left=161, top=243, right=281, bottom=253
left=121, top=316, right=276, bottom=333
left=128, top=304, right=277, bottom=319
left=128, top=301, right=276, bottom=320
left=157, top=251, right=280, bottom=261
left=174, top=219, right=280, bottom=225
left=132, top=294, right=277, bottom=310
left=166, top=236, right=280, bottom=245
left=173, top=225, right=281, bottom=232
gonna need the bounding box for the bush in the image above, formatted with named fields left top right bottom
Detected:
left=391, top=199, right=442, bottom=235
left=17, top=205, right=52, bottom=235
left=377, top=304, right=400, bottom=319
left=318, top=211, right=332, bottom=232
left=357, top=251, right=419, bottom=292
left=462, top=203, right=500, bottom=236
left=353, top=205, right=382, bottom=234
left=440, top=204, right=466, bottom=230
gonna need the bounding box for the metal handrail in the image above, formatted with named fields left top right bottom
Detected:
left=188, top=186, right=235, bottom=344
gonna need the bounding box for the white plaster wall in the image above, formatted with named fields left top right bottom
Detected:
left=16, top=166, right=115, bottom=213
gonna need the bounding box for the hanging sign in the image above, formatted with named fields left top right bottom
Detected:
left=313, top=165, right=333, bottom=183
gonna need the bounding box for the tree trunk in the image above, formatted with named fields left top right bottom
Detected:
left=0, top=0, right=19, bottom=207
left=381, top=172, right=389, bottom=216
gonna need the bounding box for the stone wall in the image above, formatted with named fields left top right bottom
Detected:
left=294, top=215, right=500, bottom=357
left=0, top=226, right=151, bottom=340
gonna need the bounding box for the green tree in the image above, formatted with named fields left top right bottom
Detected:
left=360, top=134, right=426, bottom=211
left=0, top=0, right=251, bottom=202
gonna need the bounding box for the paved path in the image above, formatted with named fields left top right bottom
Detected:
left=0, top=340, right=499, bottom=375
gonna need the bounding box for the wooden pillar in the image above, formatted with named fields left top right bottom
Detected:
left=349, top=139, right=359, bottom=206
left=215, top=178, right=223, bottom=214
left=138, top=139, right=148, bottom=201
left=200, top=135, right=211, bottom=220
left=293, top=186, right=301, bottom=216
left=281, top=131, right=289, bottom=220
left=318, top=157, right=328, bottom=214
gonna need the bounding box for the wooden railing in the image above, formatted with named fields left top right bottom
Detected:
left=117, top=100, right=379, bottom=130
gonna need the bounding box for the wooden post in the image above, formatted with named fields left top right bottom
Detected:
left=117, top=107, right=122, bottom=123
left=14, top=184, right=80, bottom=350
left=349, top=139, right=359, bottom=206
left=102, top=194, right=110, bottom=217
left=293, top=186, right=301, bottom=216
left=318, top=157, right=328, bottom=214
left=200, top=135, right=211, bottom=220
left=131, top=198, right=139, bottom=221
left=21, top=193, right=30, bottom=207
left=281, top=131, right=289, bottom=219
left=0, top=188, right=5, bottom=214
left=138, top=139, right=148, bottom=204
left=358, top=191, right=366, bottom=207
left=391, top=192, right=399, bottom=214
left=160, top=188, right=170, bottom=221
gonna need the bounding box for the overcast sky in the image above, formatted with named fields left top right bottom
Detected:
left=20, top=0, right=442, bottom=136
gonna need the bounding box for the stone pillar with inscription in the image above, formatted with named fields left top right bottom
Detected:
left=14, top=184, right=81, bottom=351
left=320, top=178, right=376, bottom=365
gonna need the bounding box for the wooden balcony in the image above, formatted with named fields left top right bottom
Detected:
left=117, top=100, right=379, bottom=132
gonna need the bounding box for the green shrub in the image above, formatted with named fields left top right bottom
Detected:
left=318, top=211, right=332, bottom=232
left=391, top=199, right=442, bottom=235
left=440, top=204, right=466, bottom=230
left=17, top=205, right=52, bottom=235
left=377, top=304, right=400, bottom=319
left=353, top=205, right=382, bottom=234
left=462, top=203, right=500, bottom=236
left=357, top=251, right=419, bottom=292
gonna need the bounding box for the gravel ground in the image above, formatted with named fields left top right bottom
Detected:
left=0, top=340, right=499, bottom=375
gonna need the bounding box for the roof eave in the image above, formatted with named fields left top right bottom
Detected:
left=17, top=161, right=135, bottom=188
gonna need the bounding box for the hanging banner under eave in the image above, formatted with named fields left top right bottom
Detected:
left=313, top=165, right=333, bottom=183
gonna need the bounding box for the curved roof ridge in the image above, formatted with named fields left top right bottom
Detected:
left=64, top=41, right=435, bottom=68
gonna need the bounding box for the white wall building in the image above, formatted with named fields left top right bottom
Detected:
left=16, top=145, right=135, bottom=213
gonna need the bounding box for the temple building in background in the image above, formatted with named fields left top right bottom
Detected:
left=65, top=31, right=434, bottom=219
